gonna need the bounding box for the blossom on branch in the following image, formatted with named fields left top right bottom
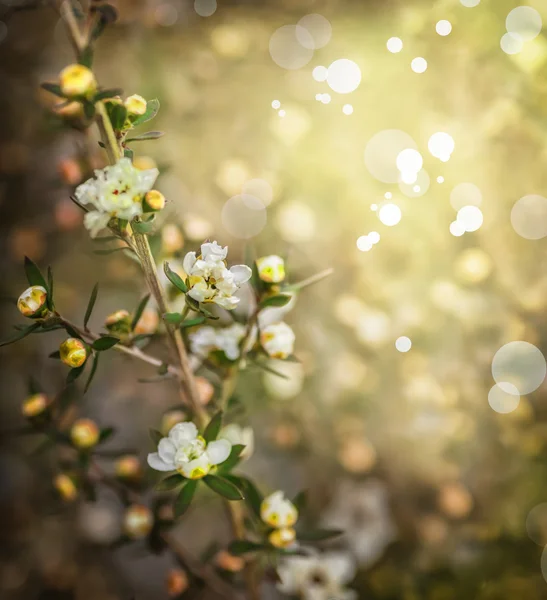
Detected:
left=17, top=285, right=48, bottom=318
left=260, top=321, right=295, bottom=359
left=256, top=255, right=286, bottom=283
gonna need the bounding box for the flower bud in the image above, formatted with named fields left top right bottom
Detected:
left=261, top=491, right=298, bottom=528
left=124, top=94, right=147, bottom=116
left=123, top=504, right=153, bottom=539
left=166, top=569, right=189, bottom=597
left=105, top=309, right=132, bottom=335
left=22, top=393, right=49, bottom=418
left=260, top=322, right=295, bottom=360
left=59, top=337, right=88, bottom=368
left=143, top=190, right=165, bottom=213
left=17, top=285, right=48, bottom=318
left=196, top=376, right=215, bottom=405
left=59, top=64, right=96, bottom=98
left=215, top=550, right=245, bottom=572
left=256, top=255, right=285, bottom=283
left=268, top=527, right=296, bottom=548
left=115, top=455, right=142, bottom=480
left=70, top=418, right=100, bottom=449
left=54, top=473, right=78, bottom=501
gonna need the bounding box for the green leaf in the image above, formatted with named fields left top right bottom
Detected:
left=228, top=540, right=266, bottom=555
left=95, top=88, right=123, bottom=102
left=90, top=4, right=118, bottom=40
left=0, top=323, right=41, bottom=347
left=174, top=479, right=197, bottom=517
left=49, top=350, right=61, bottom=359
left=155, top=473, right=185, bottom=491
left=180, top=316, right=206, bottom=329
left=296, top=529, right=344, bottom=542
left=125, top=131, right=164, bottom=142
left=259, top=294, right=292, bottom=308
left=163, top=262, right=188, bottom=293
left=132, top=219, right=155, bottom=234
left=228, top=475, right=262, bottom=519
left=66, top=363, right=86, bottom=384
left=218, top=444, right=245, bottom=473
left=24, top=256, right=48, bottom=289
left=248, top=357, right=289, bottom=380
left=98, top=427, right=115, bottom=443
left=203, top=411, right=223, bottom=443
left=149, top=429, right=163, bottom=445
left=163, top=312, right=183, bottom=325
left=83, top=101, right=95, bottom=119
left=46, top=266, right=54, bottom=310
left=84, top=283, right=99, bottom=330
left=123, top=147, right=134, bottom=160
left=132, top=98, right=160, bottom=126
left=109, top=103, right=127, bottom=130
left=198, top=305, right=219, bottom=320
left=41, top=82, right=65, bottom=97
left=131, top=294, right=150, bottom=331
left=84, top=352, right=100, bottom=393
left=92, top=336, right=119, bottom=351
left=79, top=45, right=94, bottom=68
left=185, top=295, right=200, bottom=311
left=203, top=475, right=244, bottom=501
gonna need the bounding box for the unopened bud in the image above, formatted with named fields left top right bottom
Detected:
left=59, top=337, right=88, bottom=368
left=215, top=550, right=245, bottom=572
left=256, top=255, right=285, bottom=283
left=268, top=526, right=296, bottom=548
left=123, top=504, right=153, bottom=539
left=22, top=393, right=49, bottom=418
left=115, top=455, right=142, bottom=480
left=54, top=473, right=78, bottom=501
left=124, top=94, right=147, bottom=116
left=105, top=309, right=132, bottom=335
left=17, top=285, right=48, bottom=318
left=59, top=64, right=96, bottom=98
left=70, top=418, right=100, bottom=449
left=196, top=376, right=214, bottom=405
left=166, top=569, right=189, bottom=597
left=143, top=190, right=165, bottom=213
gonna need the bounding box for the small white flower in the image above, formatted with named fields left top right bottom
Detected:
left=147, top=421, right=232, bottom=480
left=75, top=158, right=159, bottom=237
left=219, top=424, right=254, bottom=460
left=261, top=490, right=298, bottom=528
left=260, top=322, right=295, bottom=359
left=183, top=241, right=251, bottom=310
left=277, top=552, right=357, bottom=600
left=256, top=255, right=286, bottom=283
left=189, top=323, right=248, bottom=361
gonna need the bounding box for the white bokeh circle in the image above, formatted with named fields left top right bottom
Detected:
left=450, top=182, right=483, bottom=210
left=364, top=129, right=418, bottom=184
left=221, top=194, right=267, bottom=239
left=506, top=6, right=542, bottom=42
left=269, top=25, right=314, bottom=70
left=488, top=383, right=520, bottom=414
left=492, top=341, right=547, bottom=395
left=511, top=195, right=547, bottom=240
left=326, top=59, right=362, bottom=94
left=297, top=14, right=332, bottom=49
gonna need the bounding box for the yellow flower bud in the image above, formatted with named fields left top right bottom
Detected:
left=22, top=393, right=49, bottom=418
left=215, top=550, right=245, bottom=572
left=268, top=527, right=296, bottom=548
left=59, top=64, right=96, bottom=97
left=17, top=285, right=48, bottom=318
left=166, top=569, right=189, bottom=597
left=256, top=255, right=286, bottom=283
left=54, top=473, right=78, bottom=501
left=124, top=94, right=147, bottom=116
left=70, top=418, right=100, bottom=449
left=59, top=337, right=88, bottom=368
left=261, top=490, right=298, bottom=528
left=105, top=309, right=132, bottom=335
left=143, top=190, right=166, bottom=213
left=115, top=455, right=142, bottom=480
left=123, top=504, right=154, bottom=539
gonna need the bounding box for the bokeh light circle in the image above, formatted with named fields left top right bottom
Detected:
left=326, top=59, right=362, bottom=94
left=221, top=194, right=267, bottom=239
left=500, top=32, right=523, bottom=55
left=364, top=129, right=418, bottom=183
left=356, top=236, right=373, bottom=251
left=342, top=104, right=354, bottom=115
left=506, top=6, right=542, bottom=42
left=492, top=341, right=547, bottom=395
left=411, top=57, right=428, bottom=73
left=395, top=336, right=412, bottom=352
left=379, top=203, right=402, bottom=226
left=387, top=37, right=403, bottom=53
left=436, top=20, right=452, bottom=36
left=194, top=0, right=217, bottom=17
left=510, top=195, right=547, bottom=240
left=526, top=504, right=547, bottom=546
left=450, top=221, right=465, bottom=237
left=428, top=132, right=455, bottom=161
left=269, top=25, right=314, bottom=70
left=460, top=0, right=480, bottom=6
left=456, top=206, right=483, bottom=232
left=242, top=178, right=273, bottom=206
left=312, top=65, right=328, bottom=81
left=297, top=14, right=332, bottom=49
left=450, top=182, right=483, bottom=210
left=488, top=383, right=520, bottom=414
left=399, top=169, right=430, bottom=198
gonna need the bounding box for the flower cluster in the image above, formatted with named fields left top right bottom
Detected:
left=147, top=421, right=232, bottom=479
left=189, top=322, right=248, bottom=361
left=183, top=241, right=252, bottom=309
left=74, top=157, right=160, bottom=237
left=261, top=490, right=299, bottom=548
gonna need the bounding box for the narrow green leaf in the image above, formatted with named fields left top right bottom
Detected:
left=92, top=336, right=119, bottom=351
left=149, top=429, right=163, bottom=445
left=174, top=479, right=197, bottom=517
left=95, top=88, right=123, bottom=102
left=131, top=294, right=150, bottom=331
left=132, top=220, right=155, bottom=234
left=163, top=312, right=183, bottom=325
left=163, top=262, right=188, bottom=293
left=66, top=363, right=86, bottom=384
left=203, top=411, right=223, bottom=443
left=125, top=131, right=164, bottom=142
left=218, top=444, right=245, bottom=473
left=79, top=45, right=94, bottom=68
left=228, top=475, right=262, bottom=518
left=84, top=283, right=99, bottom=330
left=109, top=103, right=127, bottom=130
left=84, top=352, right=100, bottom=393
left=259, top=294, right=291, bottom=309
left=296, top=529, right=344, bottom=542
left=24, top=256, right=48, bottom=289
left=63, top=323, right=81, bottom=339
left=155, top=473, right=185, bottom=491
left=228, top=540, right=266, bottom=555
left=180, top=316, right=206, bottom=329
left=0, top=323, right=41, bottom=347
left=46, top=266, right=54, bottom=310
left=41, top=82, right=65, bottom=97
left=132, top=98, right=160, bottom=126
left=198, top=305, right=219, bottom=320
left=49, top=350, right=61, bottom=359
left=98, top=427, right=115, bottom=443
left=123, top=148, right=134, bottom=159
left=203, top=475, right=244, bottom=501
left=248, top=357, right=289, bottom=380
left=185, top=295, right=200, bottom=311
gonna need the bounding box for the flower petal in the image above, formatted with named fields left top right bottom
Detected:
left=147, top=452, right=175, bottom=472
left=168, top=422, right=198, bottom=445
left=179, top=453, right=210, bottom=479
left=214, top=295, right=239, bottom=310
left=158, top=438, right=177, bottom=463
left=201, top=241, right=227, bottom=263
left=84, top=211, right=110, bottom=238
left=182, top=251, right=197, bottom=274
left=206, top=439, right=232, bottom=465
left=230, top=264, right=252, bottom=286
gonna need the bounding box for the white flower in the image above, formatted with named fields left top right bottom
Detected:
left=260, top=322, right=295, bottom=359
left=219, top=424, right=254, bottom=460
left=256, top=255, right=286, bottom=283
left=322, top=479, right=397, bottom=567
left=189, top=323, right=248, bottom=361
left=277, top=552, right=357, bottom=600
left=75, top=158, right=159, bottom=237
left=183, top=241, right=251, bottom=310
left=261, top=490, right=298, bottom=528
left=147, top=421, right=232, bottom=480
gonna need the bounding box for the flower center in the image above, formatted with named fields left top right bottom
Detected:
left=175, top=436, right=206, bottom=464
